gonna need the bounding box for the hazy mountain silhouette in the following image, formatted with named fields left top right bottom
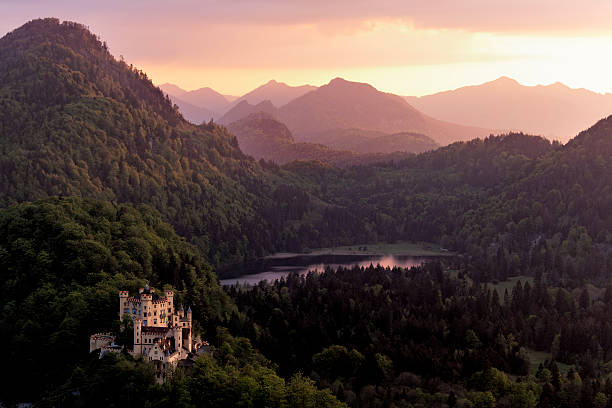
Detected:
left=276, top=78, right=492, bottom=145
left=405, top=76, right=612, bottom=142
left=168, top=94, right=215, bottom=124
left=160, top=83, right=230, bottom=117
left=219, top=100, right=278, bottom=125
left=226, top=112, right=414, bottom=165
left=159, top=82, right=187, bottom=97
left=234, top=79, right=316, bottom=107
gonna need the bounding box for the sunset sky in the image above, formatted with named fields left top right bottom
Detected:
left=3, top=0, right=612, bottom=96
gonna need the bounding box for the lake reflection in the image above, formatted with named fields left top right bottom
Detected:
left=219, top=254, right=430, bottom=286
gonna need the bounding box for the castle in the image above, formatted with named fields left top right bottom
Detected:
left=90, top=285, right=206, bottom=382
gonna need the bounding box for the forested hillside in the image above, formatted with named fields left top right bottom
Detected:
left=0, top=18, right=315, bottom=266
left=4, top=20, right=612, bottom=287
left=0, top=197, right=230, bottom=400
left=0, top=198, right=345, bottom=407
left=287, top=128, right=612, bottom=285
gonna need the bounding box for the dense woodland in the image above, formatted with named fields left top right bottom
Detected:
left=229, top=264, right=612, bottom=407
left=4, top=18, right=612, bottom=407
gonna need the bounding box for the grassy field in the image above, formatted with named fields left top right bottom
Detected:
left=312, top=241, right=454, bottom=257
left=526, top=349, right=572, bottom=376
left=488, top=276, right=535, bottom=302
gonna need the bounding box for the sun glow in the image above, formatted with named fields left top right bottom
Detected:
left=142, top=21, right=612, bottom=96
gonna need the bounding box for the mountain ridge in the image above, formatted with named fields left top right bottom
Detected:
left=233, top=79, right=317, bottom=107
left=405, top=76, right=612, bottom=141
left=225, top=112, right=425, bottom=165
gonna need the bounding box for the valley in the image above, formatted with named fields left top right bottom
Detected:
left=3, top=14, right=612, bottom=408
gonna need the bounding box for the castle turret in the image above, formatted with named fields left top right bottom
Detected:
left=186, top=306, right=193, bottom=352
left=141, top=284, right=153, bottom=326
left=133, top=318, right=143, bottom=354
left=164, top=290, right=174, bottom=315
left=119, top=291, right=129, bottom=321
left=173, top=325, right=183, bottom=355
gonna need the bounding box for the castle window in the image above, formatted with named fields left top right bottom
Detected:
left=144, top=320, right=147, bottom=325
left=154, top=319, right=157, bottom=324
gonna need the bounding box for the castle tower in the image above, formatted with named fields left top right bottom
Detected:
left=141, top=284, right=153, bottom=326
left=164, top=290, right=174, bottom=315
left=173, top=325, right=182, bottom=355
left=186, top=306, right=193, bottom=352
left=133, top=317, right=143, bottom=354
left=119, top=291, right=129, bottom=321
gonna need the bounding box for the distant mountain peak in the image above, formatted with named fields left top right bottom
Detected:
left=160, top=83, right=188, bottom=96
left=232, top=80, right=317, bottom=109
left=488, top=76, right=520, bottom=86
left=328, top=77, right=362, bottom=86
left=324, top=77, right=377, bottom=93
left=548, top=81, right=569, bottom=89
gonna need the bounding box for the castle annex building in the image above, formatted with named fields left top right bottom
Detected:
left=90, top=285, right=206, bottom=382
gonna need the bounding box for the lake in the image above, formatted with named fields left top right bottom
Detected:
left=219, top=253, right=435, bottom=286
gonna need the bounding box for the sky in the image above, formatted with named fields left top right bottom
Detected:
left=3, top=0, right=612, bottom=96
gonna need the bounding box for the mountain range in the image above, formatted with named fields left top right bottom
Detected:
left=233, top=79, right=316, bottom=107
left=405, top=76, right=612, bottom=142
left=163, top=78, right=495, bottom=151
left=218, top=77, right=491, bottom=150
left=166, top=74, right=612, bottom=147
left=160, top=80, right=315, bottom=123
